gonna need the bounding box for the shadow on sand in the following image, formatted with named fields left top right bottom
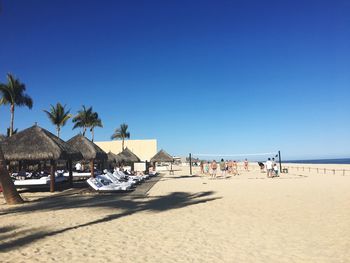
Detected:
left=0, top=190, right=220, bottom=251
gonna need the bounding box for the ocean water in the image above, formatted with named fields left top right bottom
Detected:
left=283, top=158, right=350, bottom=164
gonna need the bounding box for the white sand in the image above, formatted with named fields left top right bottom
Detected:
left=1, top=165, right=350, bottom=262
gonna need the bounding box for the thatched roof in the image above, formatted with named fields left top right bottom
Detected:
left=107, top=151, right=118, bottom=163
left=115, top=147, right=141, bottom=163
left=150, top=149, right=173, bottom=163
left=0, top=134, right=6, bottom=142
left=67, top=135, right=107, bottom=160
left=1, top=125, right=83, bottom=161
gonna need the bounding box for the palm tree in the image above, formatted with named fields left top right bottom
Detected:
left=111, top=123, right=130, bottom=150
left=72, top=105, right=93, bottom=136
left=0, top=73, right=33, bottom=136
left=6, top=127, right=17, bottom=137
left=89, top=112, right=103, bottom=142
left=43, top=103, right=72, bottom=138
left=0, top=145, right=23, bottom=204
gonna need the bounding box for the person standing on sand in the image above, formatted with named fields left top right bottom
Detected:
left=265, top=158, right=273, bottom=178
left=273, top=163, right=279, bottom=177
left=244, top=159, right=249, bottom=171
left=228, top=160, right=233, bottom=174
left=271, top=158, right=276, bottom=177
left=211, top=160, right=217, bottom=179
left=233, top=160, right=238, bottom=175
left=204, top=161, right=210, bottom=174
left=219, top=158, right=226, bottom=178
left=200, top=161, right=204, bottom=174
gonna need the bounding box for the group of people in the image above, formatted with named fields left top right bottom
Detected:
left=200, top=159, right=249, bottom=179
left=264, top=158, right=279, bottom=178
left=199, top=157, right=279, bottom=179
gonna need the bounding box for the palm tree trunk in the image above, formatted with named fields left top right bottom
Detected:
left=0, top=145, right=23, bottom=204
left=122, top=138, right=124, bottom=150
left=10, top=104, right=15, bottom=137
left=91, top=128, right=94, bottom=142
left=83, top=127, right=86, bottom=136
left=57, top=126, right=60, bottom=138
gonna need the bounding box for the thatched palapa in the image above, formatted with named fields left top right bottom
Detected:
left=150, top=149, right=173, bottom=163
left=67, top=135, right=107, bottom=161
left=0, top=125, right=83, bottom=192
left=107, top=151, right=118, bottom=163
left=115, top=147, right=141, bottom=163
left=67, top=135, right=107, bottom=178
left=1, top=125, right=82, bottom=161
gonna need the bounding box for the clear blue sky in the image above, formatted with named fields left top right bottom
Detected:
left=0, top=0, right=349, bottom=159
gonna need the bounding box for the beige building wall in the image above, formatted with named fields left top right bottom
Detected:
left=95, top=139, right=157, bottom=161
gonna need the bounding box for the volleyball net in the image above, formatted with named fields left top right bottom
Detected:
left=190, top=151, right=280, bottom=162
left=187, top=151, right=282, bottom=175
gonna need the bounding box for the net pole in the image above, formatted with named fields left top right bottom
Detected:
left=189, top=153, right=192, bottom=175
left=278, top=150, right=282, bottom=173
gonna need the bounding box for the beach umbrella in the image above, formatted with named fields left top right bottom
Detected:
left=150, top=149, right=174, bottom=172
left=150, top=149, right=174, bottom=163
left=107, top=151, right=118, bottom=168
left=66, top=134, right=107, bottom=177
left=1, top=125, right=82, bottom=192
left=115, top=147, right=141, bottom=164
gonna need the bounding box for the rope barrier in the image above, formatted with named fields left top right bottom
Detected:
left=192, top=152, right=277, bottom=157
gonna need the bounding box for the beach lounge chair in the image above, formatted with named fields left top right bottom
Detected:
left=100, top=172, right=135, bottom=188
left=12, top=171, right=67, bottom=188
left=116, top=170, right=147, bottom=182
left=86, top=175, right=132, bottom=192
left=63, top=169, right=102, bottom=180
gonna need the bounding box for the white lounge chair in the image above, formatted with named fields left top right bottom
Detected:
left=100, top=172, right=135, bottom=188
left=12, top=171, right=67, bottom=187
left=86, top=175, right=132, bottom=192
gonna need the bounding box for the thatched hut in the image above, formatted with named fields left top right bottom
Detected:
left=1, top=125, right=82, bottom=192
left=67, top=135, right=107, bottom=177
left=115, top=147, right=141, bottom=168
left=107, top=151, right=118, bottom=169
left=150, top=149, right=174, bottom=172
left=150, top=149, right=174, bottom=163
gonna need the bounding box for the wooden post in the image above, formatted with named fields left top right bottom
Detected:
left=309, top=167, right=310, bottom=172
left=68, top=159, right=73, bottom=187
left=343, top=170, right=345, bottom=176
left=90, top=159, right=94, bottom=178
left=333, top=169, right=335, bottom=175
left=317, top=168, right=319, bottom=173
left=324, top=168, right=326, bottom=174
left=189, top=153, right=192, bottom=176
left=278, top=151, right=282, bottom=174
left=50, top=160, right=56, bottom=192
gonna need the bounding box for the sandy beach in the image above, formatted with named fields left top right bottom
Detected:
left=1, top=165, right=350, bottom=263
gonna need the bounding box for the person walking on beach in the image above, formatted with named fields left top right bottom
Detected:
left=265, top=158, right=273, bottom=178
left=211, top=160, right=217, bottom=179
left=219, top=158, right=226, bottom=178
left=244, top=159, right=249, bottom=171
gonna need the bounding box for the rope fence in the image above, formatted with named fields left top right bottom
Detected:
left=281, top=165, right=350, bottom=176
